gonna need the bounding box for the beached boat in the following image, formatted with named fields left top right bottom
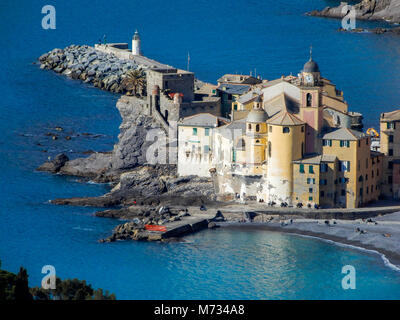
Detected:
left=145, top=224, right=167, bottom=232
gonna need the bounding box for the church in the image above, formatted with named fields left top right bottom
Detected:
left=178, top=53, right=390, bottom=209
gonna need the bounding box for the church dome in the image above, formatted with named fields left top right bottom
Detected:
left=247, top=108, right=268, bottom=123
left=303, top=59, right=320, bottom=73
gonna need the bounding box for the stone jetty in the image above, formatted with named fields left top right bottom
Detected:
left=99, top=207, right=221, bottom=242
left=38, top=45, right=146, bottom=94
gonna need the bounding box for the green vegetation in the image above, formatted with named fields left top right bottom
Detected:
left=121, top=69, right=146, bottom=96
left=0, top=260, right=116, bottom=300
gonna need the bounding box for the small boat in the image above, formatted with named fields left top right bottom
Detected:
left=145, top=224, right=167, bottom=232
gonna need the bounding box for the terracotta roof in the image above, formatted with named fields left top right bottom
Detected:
left=381, top=109, right=400, bottom=122
left=322, top=128, right=365, bottom=141
left=267, top=111, right=305, bottom=126
left=246, top=108, right=268, bottom=123
left=179, top=113, right=229, bottom=127
left=264, top=93, right=300, bottom=118
left=293, top=154, right=337, bottom=164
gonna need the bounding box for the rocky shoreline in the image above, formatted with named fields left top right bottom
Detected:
left=38, top=45, right=146, bottom=94
left=308, top=0, right=400, bottom=25
left=338, top=26, right=400, bottom=34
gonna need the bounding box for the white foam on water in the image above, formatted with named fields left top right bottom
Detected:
left=291, top=233, right=400, bottom=273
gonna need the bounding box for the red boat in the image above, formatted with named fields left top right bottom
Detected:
left=145, top=224, right=167, bottom=232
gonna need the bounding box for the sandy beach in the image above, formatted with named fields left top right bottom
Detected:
left=217, top=211, right=400, bottom=270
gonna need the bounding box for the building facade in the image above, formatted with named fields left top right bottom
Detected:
left=177, top=55, right=397, bottom=209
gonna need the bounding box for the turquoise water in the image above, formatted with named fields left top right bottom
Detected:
left=0, top=0, right=400, bottom=299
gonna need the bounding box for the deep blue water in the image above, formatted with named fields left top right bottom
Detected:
left=0, top=0, right=400, bottom=299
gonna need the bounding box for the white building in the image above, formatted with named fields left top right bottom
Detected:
left=132, top=30, right=141, bottom=56
left=177, top=113, right=229, bottom=177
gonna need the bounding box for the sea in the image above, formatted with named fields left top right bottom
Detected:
left=0, top=0, right=399, bottom=299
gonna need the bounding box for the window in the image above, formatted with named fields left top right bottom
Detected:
left=205, top=128, right=210, bottom=136
left=387, top=122, right=396, bottom=130
left=339, top=161, right=350, bottom=172
left=256, top=124, right=260, bottom=132
left=389, top=149, right=393, bottom=156
left=309, top=165, right=314, bottom=174
left=323, top=139, right=332, bottom=147
left=268, top=142, right=272, bottom=158
left=389, top=176, right=393, bottom=184
left=307, top=178, right=316, bottom=185
left=320, top=179, right=327, bottom=185
left=204, top=145, right=210, bottom=153
left=299, top=164, right=305, bottom=173
left=309, top=188, right=313, bottom=193
left=283, top=127, right=290, bottom=133
left=306, top=93, right=312, bottom=107
left=366, top=187, right=369, bottom=194
left=366, top=174, right=368, bottom=181
left=248, top=124, right=252, bottom=130
left=358, top=176, right=363, bottom=182
left=269, top=126, right=272, bottom=133
left=340, top=140, right=350, bottom=148
left=360, top=188, right=363, bottom=196
left=320, top=163, right=328, bottom=172
left=389, top=135, right=394, bottom=143
left=309, top=196, right=313, bottom=201
left=301, top=126, right=305, bottom=132
left=320, top=191, right=325, bottom=198
left=192, top=128, right=198, bottom=136
left=236, top=139, right=246, bottom=150
left=389, top=161, right=393, bottom=169
left=341, top=189, right=346, bottom=196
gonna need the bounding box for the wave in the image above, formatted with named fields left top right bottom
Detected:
left=73, top=226, right=94, bottom=231
left=291, top=233, right=400, bottom=273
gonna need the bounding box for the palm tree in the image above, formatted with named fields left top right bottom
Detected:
left=121, top=69, right=146, bottom=96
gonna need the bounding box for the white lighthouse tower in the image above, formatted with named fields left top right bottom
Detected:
left=132, top=30, right=141, bottom=56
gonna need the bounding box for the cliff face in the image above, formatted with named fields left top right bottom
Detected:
left=309, top=0, right=400, bottom=24
left=38, top=95, right=164, bottom=182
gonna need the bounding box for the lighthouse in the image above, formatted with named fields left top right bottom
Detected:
left=132, top=30, right=141, bottom=56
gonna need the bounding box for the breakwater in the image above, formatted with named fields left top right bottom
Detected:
left=38, top=45, right=145, bottom=94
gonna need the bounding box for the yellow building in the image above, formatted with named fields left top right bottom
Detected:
left=380, top=110, right=400, bottom=199
left=264, top=111, right=305, bottom=204
left=176, top=54, right=393, bottom=209
left=321, top=128, right=382, bottom=208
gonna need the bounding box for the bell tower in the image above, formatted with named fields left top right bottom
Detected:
left=299, top=48, right=323, bottom=154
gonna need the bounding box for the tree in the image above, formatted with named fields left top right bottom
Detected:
left=14, top=267, right=32, bottom=300
left=0, top=259, right=116, bottom=300
left=121, top=69, right=146, bottom=96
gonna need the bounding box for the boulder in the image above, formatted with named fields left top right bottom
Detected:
left=37, top=153, right=69, bottom=173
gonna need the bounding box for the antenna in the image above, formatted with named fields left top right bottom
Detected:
left=187, top=52, right=190, bottom=71
left=310, top=45, right=313, bottom=60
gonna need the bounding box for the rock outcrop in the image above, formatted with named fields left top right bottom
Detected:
left=37, top=95, right=164, bottom=182
left=51, top=164, right=217, bottom=208
left=37, top=153, right=69, bottom=173
left=309, top=0, right=400, bottom=24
